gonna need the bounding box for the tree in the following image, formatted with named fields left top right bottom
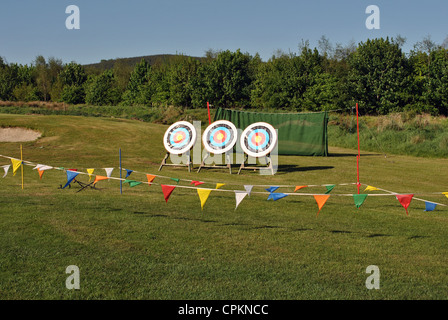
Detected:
left=347, top=37, right=412, bottom=114
left=85, top=70, right=121, bottom=105
left=59, top=62, right=88, bottom=104
left=122, top=59, right=151, bottom=105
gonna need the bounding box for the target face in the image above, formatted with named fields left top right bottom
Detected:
left=240, top=122, right=277, bottom=158
left=163, top=121, right=197, bottom=154
left=202, top=120, right=238, bottom=154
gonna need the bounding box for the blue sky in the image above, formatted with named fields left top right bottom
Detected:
left=1, top=0, right=447, bottom=65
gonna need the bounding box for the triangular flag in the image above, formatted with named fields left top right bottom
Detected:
left=125, top=169, right=133, bottom=178
left=129, top=181, right=142, bottom=187
left=10, top=158, right=22, bottom=176
left=87, top=168, right=95, bottom=182
left=294, top=185, right=307, bottom=192
left=146, top=174, right=156, bottom=186
left=93, top=175, right=109, bottom=185
left=235, top=191, right=248, bottom=210
left=314, top=195, right=330, bottom=216
left=161, top=185, right=176, bottom=203
left=216, top=183, right=225, bottom=189
left=353, top=194, right=368, bottom=209
left=424, top=202, right=437, bottom=212
left=2, top=165, right=10, bottom=178
left=197, top=188, right=212, bottom=210
left=396, top=194, right=414, bottom=215
left=170, top=178, right=180, bottom=184
left=364, top=185, right=379, bottom=192
left=37, top=168, right=44, bottom=179
left=325, top=185, right=335, bottom=194
left=124, top=179, right=142, bottom=187
left=442, top=192, right=448, bottom=199
left=265, top=186, right=279, bottom=193
left=63, top=170, right=79, bottom=189
left=104, top=168, right=114, bottom=178
left=267, top=193, right=288, bottom=201
left=244, top=185, right=253, bottom=197
left=191, top=181, right=204, bottom=186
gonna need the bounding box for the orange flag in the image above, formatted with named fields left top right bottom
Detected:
left=37, top=169, right=44, bottom=179
left=146, top=174, right=156, bottom=186
left=93, top=175, right=109, bottom=185
left=313, top=195, right=330, bottom=216
left=161, top=185, right=176, bottom=203
left=294, top=185, right=308, bottom=192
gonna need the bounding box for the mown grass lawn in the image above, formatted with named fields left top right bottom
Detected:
left=1, top=113, right=448, bottom=300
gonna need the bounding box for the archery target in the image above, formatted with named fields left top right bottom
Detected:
left=202, top=120, right=238, bottom=154
left=240, top=122, right=277, bottom=158
left=163, top=121, right=197, bottom=154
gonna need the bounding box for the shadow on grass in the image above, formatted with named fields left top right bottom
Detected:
left=276, top=165, right=334, bottom=174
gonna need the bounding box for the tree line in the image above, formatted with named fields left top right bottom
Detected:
left=1, top=36, right=447, bottom=115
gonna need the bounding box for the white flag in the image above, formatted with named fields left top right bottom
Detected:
left=33, top=164, right=53, bottom=171
left=243, top=185, right=253, bottom=197
left=104, top=168, right=114, bottom=178
left=2, top=165, right=10, bottom=178
left=235, top=191, right=248, bottom=210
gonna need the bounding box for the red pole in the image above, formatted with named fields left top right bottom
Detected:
left=207, top=101, right=211, bottom=125
left=356, top=103, right=360, bottom=194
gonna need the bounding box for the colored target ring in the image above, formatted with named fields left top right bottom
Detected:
left=163, top=121, right=197, bottom=154
left=202, top=120, right=238, bottom=154
left=240, top=122, right=277, bottom=158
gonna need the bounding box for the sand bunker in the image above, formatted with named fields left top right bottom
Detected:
left=0, top=127, right=42, bottom=142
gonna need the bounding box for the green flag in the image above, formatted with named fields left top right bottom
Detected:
left=353, top=194, right=368, bottom=209
left=170, top=178, right=180, bottom=184
left=325, top=185, right=335, bottom=194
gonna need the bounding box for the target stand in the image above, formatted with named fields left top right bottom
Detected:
left=237, top=122, right=277, bottom=175
left=159, top=121, right=197, bottom=172
left=197, top=120, right=238, bottom=174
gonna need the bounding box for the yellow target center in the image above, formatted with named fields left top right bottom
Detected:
left=255, top=135, right=262, bottom=143
left=217, top=133, right=224, bottom=141
left=176, top=134, right=184, bottom=141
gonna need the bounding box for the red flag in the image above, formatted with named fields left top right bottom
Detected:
left=396, top=194, right=414, bottom=215
left=191, top=181, right=204, bottom=187
left=161, top=185, right=176, bottom=203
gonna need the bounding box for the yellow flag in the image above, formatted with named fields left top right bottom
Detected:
left=216, top=183, right=225, bottom=189
left=10, top=158, right=22, bottom=176
left=87, top=168, right=95, bottom=182
left=443, top=192, right=448, bottom=199
left=364, top=185, right=379, bottom=192
left=197, top=188, right=212, bottom=210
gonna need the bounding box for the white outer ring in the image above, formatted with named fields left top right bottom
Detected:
left=163, top=121, right=197, bottom=155
left=240, top=122, right=277, bottom=158
left=202, top=120, right=238, bottom=154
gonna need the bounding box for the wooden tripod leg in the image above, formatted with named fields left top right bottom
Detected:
left=197, top=152, right=209, bottom=173
left=158, top=153, right=169, bottom=171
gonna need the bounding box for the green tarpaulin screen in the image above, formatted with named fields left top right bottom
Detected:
left=213, top=108, right=328, bottom=156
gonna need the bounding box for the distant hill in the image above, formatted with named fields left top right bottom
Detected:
left=83, top=54, right=205, bottom=71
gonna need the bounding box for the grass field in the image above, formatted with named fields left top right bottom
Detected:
left=1, top=113, right=448, bottom=300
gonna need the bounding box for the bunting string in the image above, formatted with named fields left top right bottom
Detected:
left=1, top=154, right=447, bottom=214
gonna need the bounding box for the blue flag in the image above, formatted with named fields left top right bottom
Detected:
left=265, top=186, right=279, bottom=193
left=424, top=202, right=437, bottom=212
left=63, top=170, right=79, bottom=189
left=268, top=193, right=288, bottom=201
left=125, top=169, right=133, bottom=178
